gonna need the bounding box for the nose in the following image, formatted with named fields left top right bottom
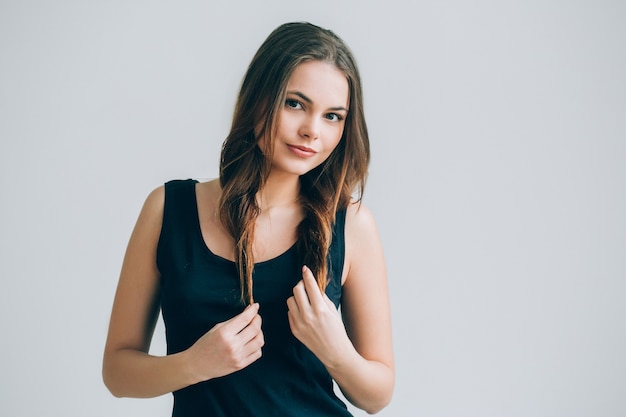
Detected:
left=298, top=115, right=320, bottom=140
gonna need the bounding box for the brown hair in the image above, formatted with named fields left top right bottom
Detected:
left=219, top=22, right=370, bottom=304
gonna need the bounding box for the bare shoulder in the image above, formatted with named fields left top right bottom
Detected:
left=143, top=185, right=165, bottom=214
left=132, top=185, right=166, bottom=236
left=344, top=201, right=381, bottom=243
left=195, top=178, right=222, bottom=206
left=343, top=201, right=384, bottom=285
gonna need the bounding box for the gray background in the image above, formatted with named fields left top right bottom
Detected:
left=1, top=1, right=625, bottom=416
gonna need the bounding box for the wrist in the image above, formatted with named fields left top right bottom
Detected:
left=323, top=336, right=359, bottom=372
left=176, top=348, right=206, bottom=386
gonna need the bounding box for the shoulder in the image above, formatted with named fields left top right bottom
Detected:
left=195, top=178, right=221, bottom=207
left=151, top=178, right=219, bottom=212
left=145, top=185, right=165, bottom=208
left=343, top=201, right=384, bottom=284
left=195, top=178, right=220, bottom=195
left=344, top=201, right=380, bottom=241
left=142, top=179, right=220, bottom=227
left=138, top=178, right=201, bottom=231
left=141, top=185, right=165, bottom=220
left=129, top=185, right=166, bottom=240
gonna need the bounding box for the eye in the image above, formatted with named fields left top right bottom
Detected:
left=285, top=99, right=302, bottom=109
left=325, top=113, right=344, bottom=122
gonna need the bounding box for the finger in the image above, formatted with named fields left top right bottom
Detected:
left=243, top=322, right=264, bottom=352
left=301, top=265, right=324, bottom=309
left=236, top=313, right=262, bottom=344
left=235, top=331, right=264, bottom=370
left=242, top=335, right=264, bottom=363
left=287, top=307, right=296, bottom=333
left=292, top=280, right=310, bottom=310
left=226, top=303, right=260, bottom=333
left=322, top=292, right=336, bottom=310
left=286, top=295, right=299, bottom=314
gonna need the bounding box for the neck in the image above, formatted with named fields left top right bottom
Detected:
left=256, top=171, right=300, bottom=211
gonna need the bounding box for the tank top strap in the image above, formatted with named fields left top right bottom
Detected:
left=156, top=179, right=198, bottom=273
left=326, top=208, right=347, bottom=307
left=163, top=179, right=199, bottom=231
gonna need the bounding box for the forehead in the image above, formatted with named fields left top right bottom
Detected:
left=286, top=61, right=349, bottom=108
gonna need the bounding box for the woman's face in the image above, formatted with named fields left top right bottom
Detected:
left=263, top=60, right=349, bottom=178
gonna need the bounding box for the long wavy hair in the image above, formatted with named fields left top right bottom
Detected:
left=219, top=22, right=370, bottom=304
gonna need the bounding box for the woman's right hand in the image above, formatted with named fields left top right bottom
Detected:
left=185, top=303, right=264, bottom=382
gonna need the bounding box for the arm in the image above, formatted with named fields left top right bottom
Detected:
left=287, top=203, right=394, bottom=414
left=102, top=187, right=264, bottom=398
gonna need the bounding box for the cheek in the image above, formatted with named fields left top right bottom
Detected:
left=278, top=114, right=300, bottom=136
left=324, top=126, right=344, bottom=153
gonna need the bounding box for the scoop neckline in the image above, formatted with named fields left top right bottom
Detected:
left=190, top=181, right=298, bottom=267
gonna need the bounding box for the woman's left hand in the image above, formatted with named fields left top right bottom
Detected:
left=286, top=265, right=352, bottom=366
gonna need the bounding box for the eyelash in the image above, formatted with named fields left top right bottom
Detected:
left=284, top=99, right=344, bottom=122
left=285, top=99, right=302, bottom=109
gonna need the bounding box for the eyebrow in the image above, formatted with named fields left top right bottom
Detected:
left=287, top=91, right=349, bottom=113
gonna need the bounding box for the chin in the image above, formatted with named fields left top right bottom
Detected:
left=272, top=161, right=323, bottom=178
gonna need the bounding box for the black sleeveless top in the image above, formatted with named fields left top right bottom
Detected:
left=156, top=179, right=352, bottom=417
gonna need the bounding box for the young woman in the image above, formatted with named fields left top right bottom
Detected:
left=103, top=22, right=394, bottom=416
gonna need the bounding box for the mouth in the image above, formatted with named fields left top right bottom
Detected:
left=286, top=144, right=317, bottom=158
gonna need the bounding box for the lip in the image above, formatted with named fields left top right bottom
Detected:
left=286, top=144, right=317, bottom=158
